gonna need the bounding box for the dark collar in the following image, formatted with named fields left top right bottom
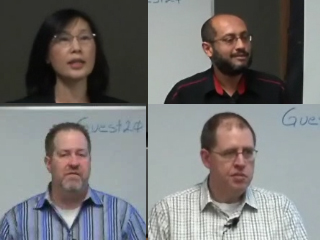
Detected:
left=200, top=66, right=260, bottom=97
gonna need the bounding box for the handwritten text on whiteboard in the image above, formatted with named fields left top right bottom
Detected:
left=282, top=107, right=320, bottom=127
left=77, top=117, right=144, bottom=133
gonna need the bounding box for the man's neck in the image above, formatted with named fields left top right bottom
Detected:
left=55, top=78, right=89, bottom=103
left=208, top=177, right=244, bottom=204
left=50, top=185, right=88, bottom=210
left=213, top=66, right=243, bottom=96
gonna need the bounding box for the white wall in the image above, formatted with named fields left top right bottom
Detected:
left=148, top=0, right=212, bottom=103
left=304, top=0, right=319, bottom=103
left=148, top=104, right=319, bottom=239
left=0, top=106, right=147, bottom=221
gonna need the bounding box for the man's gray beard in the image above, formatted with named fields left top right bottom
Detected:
left=61, top=177, right=84, bottom=192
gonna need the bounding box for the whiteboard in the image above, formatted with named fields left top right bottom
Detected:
left=0, top=106, right=146, bottom=221
left=304, top=0, right=318, bottom=103
left=148, top=104, right=318, bottom=239
left=148, top=0, right=212, bottom=103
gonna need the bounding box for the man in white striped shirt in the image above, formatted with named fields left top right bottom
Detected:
left=148, top=112, right=307, bottom=240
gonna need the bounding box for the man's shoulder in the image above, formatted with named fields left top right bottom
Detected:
left=2, top=192, right=45, bottom=218
left=153, top=183, right=202, bottom=210
left=173, top=68, right=211, bottom=89
left=90, top=188, right=136, bottom=209
left=247, top=69, right=284, bottom=86
left=249, top=186, right=293, bottom=208
left=164, top=68, right=212, bottom=103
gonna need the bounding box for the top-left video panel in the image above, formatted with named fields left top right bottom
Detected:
left=0, top=0, right=147, bottom=104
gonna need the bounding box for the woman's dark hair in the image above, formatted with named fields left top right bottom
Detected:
left=26, top=8, right=109, bottom=98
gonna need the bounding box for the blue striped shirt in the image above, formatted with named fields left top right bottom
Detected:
left=0, top=187, right=146, bottom=240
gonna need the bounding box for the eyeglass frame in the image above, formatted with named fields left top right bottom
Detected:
left=51, top=32, right=96, bottom=48
left=207, top=33, right=253, bottom=47
left=210, top=147, right=258, bottom=162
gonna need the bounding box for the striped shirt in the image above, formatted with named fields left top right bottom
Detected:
left=0, top=186, right=146, bottom=240
left=148, top=177, right=307, bottom=240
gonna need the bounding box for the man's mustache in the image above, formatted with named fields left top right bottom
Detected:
left=231, top=50, right=249, bottom=57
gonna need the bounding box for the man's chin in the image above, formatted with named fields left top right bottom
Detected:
left=214, top=61, right=249, bottom=76
left=222, top=67, right=247, bottom=76
left=62, top=181, right=83, bottom=192
left=232, top=67, right=248, bottom=75
left=231, top=57, right=252, bottom=72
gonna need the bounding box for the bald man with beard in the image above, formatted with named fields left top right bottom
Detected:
left=165, top=14, right=288, bottom=104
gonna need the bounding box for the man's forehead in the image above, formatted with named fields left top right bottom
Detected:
left=55, top=147, right=88, bottom=152
left=215, top=120, right=254, bottom=147
left=53, top=130, right=88, bottom=146
left=211, top=15, right=248, bottom=36
left=54, top=129, right=85, bottom=138
left=218, top=118, right=246, bottom=130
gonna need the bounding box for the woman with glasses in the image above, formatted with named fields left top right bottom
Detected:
left=8, top=8, right=126, bottom=103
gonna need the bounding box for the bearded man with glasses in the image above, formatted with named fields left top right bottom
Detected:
left=165, top=14, right=288, bottom=104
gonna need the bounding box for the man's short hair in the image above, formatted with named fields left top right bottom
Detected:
left=200, top=112, right=256, bottom=150
left=201, top=18, right=217, bottom=42
left=45, top=122, right=91, bottom=157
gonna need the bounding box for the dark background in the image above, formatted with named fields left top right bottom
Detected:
left=215, top=0, right=303, bottom=103
left=0, top=0, right=147, bottom=103
left=215, top=0, right=282, bottom=79
left=285, top=0, right=304, bottom=103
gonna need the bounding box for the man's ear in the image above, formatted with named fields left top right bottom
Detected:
left=202, top=42, right=214, bottom=58
left=200, top=148, right=212, bottom=170
left=44, top=156, right=52, bottom=173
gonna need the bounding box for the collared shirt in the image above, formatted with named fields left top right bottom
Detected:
left=164, top=67, right=288, bottom=104
left=148, top=177, right=307, bottom=240
left=0, top=186, right=146, bottom=240
left=44, top=190, right=85, bottom=229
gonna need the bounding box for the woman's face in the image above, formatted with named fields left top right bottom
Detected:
left=47, top=17, right=96, bottom=82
